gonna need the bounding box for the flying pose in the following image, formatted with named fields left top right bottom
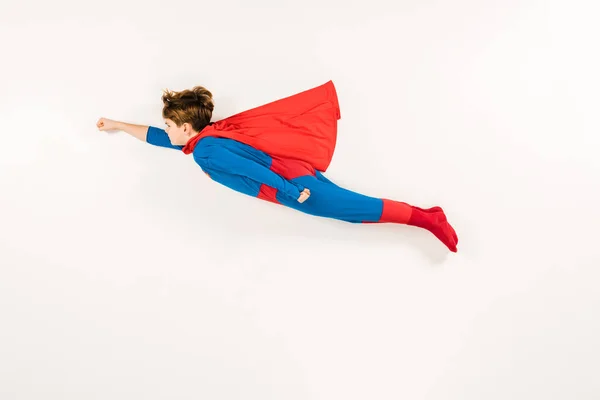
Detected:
left=96, top=80, right=458, bottom=252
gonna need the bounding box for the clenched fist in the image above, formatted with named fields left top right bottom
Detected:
left=297, top=188, right=311, bottom=203
left=96, top=117, right=120, bottom=131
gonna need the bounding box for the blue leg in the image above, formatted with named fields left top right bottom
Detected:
left=276, top=174, right=384, bottom=223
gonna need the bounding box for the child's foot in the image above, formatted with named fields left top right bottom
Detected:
left=379, top=201, right=459, bottom=251
left=409, top=207, right=458, bottom=252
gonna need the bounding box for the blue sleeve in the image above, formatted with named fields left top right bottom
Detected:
left=146, top=126, right=183, bottom=150
left=206, top=146, right=304, bottom=199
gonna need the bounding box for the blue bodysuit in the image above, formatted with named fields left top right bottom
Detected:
left=146, top=126, right=387, bottom=223
left=144, top=126, right=458, bottom=251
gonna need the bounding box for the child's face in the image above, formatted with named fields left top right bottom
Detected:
left=164, top=118, right=193, bottom=145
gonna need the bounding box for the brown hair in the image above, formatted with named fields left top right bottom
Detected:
left=161, top=86, right=214, bottom=132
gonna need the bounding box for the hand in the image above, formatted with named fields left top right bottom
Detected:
left=96, top=117, right=120, bottom=131
left=297, top=188, right=311, bottom=203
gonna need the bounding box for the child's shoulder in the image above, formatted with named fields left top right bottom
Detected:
left=196, top=136, right=229, bottom=146
left=195, top=136, right=254, bottom=152
left=192, top=136, right=241, bottom=159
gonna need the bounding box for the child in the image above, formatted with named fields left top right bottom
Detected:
left=96, top=81, right=458, bottom=252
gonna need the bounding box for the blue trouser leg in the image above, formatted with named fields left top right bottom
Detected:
left=276, top=172, right=384, bottom=223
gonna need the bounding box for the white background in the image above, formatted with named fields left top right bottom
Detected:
left=1, top=0, right=599, bottom=399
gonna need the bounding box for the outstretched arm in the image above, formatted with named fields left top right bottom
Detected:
left=96, top=118, right=181, bottom=150
left=97, top=118, right=148, bottom=141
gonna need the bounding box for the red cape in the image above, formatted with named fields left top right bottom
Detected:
left=182, top=80, right=341, bottom=172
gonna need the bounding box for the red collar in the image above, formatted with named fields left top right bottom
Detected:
left=182, top=124, right=214, bottom=154
left=182, top=133, right=203, bottom=154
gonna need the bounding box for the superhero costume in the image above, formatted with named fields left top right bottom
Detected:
left=146, top=80, right=458, bottom=252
